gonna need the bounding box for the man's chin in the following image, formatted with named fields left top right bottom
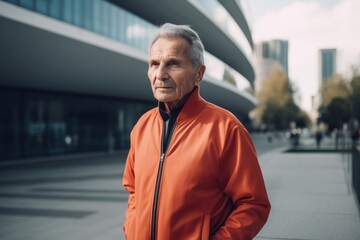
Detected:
left=154, top=93, right=177, bottom=102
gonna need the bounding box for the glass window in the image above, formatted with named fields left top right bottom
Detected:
left=0, top=88, right=155, bottom=160
left=47, top=98, right=67, bottom=154
left=102, top=1, right=110, bottom=37
left=134, top=18, right=140, bottom=49
left=110, top=6, right=118, bottom=40
left=126, top=17, right=134, bottom=47
left=10, top=0, right=157, bottom=55
left=73, top=0, right=82, bottom=27
left=0, top=89, right=22, bottom=160
left=19, top=0, right=33, bottom=10
left=118, top=8, right=126, bottom=42
left=24, top=94, right=48, bottom=157
left=83, top=0, right=94, bottom=31
left=109, top=2, right=119, bottom=39
left=62, top=0, right=72, bottom=23
left=141, top=21, right=148, bottom=51
left=93, top=0, right=102, bottom=34
left=35, top=0, right=47, bottom=14
left=4, top=0, right=18, bottom=4
left=193, top=0, right=252, bottom=59
left=123, top=11, right=131, bottom=45
left=77, top=98, right=108, bottom=152
left=48, top=0, right=61, bottom=19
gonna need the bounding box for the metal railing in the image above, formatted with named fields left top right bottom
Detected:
left=352, top=144, right=360, bottom=206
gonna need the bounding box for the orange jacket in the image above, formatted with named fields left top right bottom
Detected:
left=123, top=88, right=270, bottom=239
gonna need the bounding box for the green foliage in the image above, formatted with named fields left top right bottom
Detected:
left=350, top=68, right=360, bottom=121
left=295, top=109, right=312, bottom=129
left=321, top=75, right=350, bottom=107
left=253, top=65, right=310, bottom=130
left=318, top=98, right=351, bottom=131
left=317, top=63, right=360, bottom=131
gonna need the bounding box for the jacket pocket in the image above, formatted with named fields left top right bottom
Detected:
left=210, top=196, right=234, bottom=235
left=201, top=214, right=211, bottom=240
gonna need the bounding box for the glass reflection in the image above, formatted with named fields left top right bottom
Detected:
left=0, top=88, right=154, bottom=160
left=194, top=0, right=252, bottom=59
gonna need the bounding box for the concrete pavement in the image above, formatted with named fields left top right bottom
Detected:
left=0, top=137, right=359, bottom=239
left=256, top=147, right=360, bottom=240
left=0, top=153, right=128, bottom=240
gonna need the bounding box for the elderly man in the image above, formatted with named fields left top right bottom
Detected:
left=123, top=23, right=270, bottom=240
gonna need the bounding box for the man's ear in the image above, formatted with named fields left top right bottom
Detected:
left=195, top=64, right=206, bottom=86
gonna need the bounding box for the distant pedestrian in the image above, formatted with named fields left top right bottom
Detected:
left=351, top=128, right=360, bottom=146
left=289, top=130, right=299, bottom=148
left=315, top=130, right=323, bottom=148
left=122, top=23, right=270, bottom=240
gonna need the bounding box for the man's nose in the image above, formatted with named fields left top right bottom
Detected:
left=156, top=64, right=169, bottom=81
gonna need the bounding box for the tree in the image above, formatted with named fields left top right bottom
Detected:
left=322, top=98, right=351, bottom=131
left=350, top=66, right=360, bottom=122
left=253, top=65, right=309, bottom=130
left=321, top=75, right=350, bottom=107
left=318, top=75, right=351, bottom=131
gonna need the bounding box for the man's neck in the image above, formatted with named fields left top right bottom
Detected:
left=164, top=102, right=177, bottom=113
left=162, top=87, right=196, bottom=114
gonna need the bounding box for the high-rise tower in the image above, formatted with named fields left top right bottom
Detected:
left=319, top=48, right=337, bottom=83
left=256, top=39, right=288, bottom=74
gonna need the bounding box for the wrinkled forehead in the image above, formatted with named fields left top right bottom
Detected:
left=149, top=37, right=191, bottom=59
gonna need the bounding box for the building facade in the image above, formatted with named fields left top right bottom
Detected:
left=254, top=39, right=289, bottom=94
left=0, top=0, right=256, bottom=161
left=319, top=48, right=337, bottom=83
left=255, top=39, right=288, bottom=74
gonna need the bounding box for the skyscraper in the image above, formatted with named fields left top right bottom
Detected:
left=255, top=39, right=289, bottom=74
left=254, top=39, right=288, bottom=93
left=320, top=48, right=337, bottom=82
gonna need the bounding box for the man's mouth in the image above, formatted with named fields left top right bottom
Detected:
left=157, top=86, right=173, bottom=89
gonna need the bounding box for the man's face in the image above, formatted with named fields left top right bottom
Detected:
left=148, top=37, right=205, bottom=109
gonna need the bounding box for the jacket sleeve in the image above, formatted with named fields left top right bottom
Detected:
left=212, top=124, right=271, bottom=240
left=122, top=140, right=136, bottom=238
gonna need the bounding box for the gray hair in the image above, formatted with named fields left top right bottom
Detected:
left=150, top=23, right=205, bottom=68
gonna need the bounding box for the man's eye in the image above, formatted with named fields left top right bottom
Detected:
left=168, top=61, right=179, bottom=66
left=150, top=62, right=159, bottom=67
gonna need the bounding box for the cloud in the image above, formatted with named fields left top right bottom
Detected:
left=253, top=0, right=360, bottom=111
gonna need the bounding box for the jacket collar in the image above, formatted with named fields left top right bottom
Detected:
left=158, top=89, right=192, bottom=122
left=177, top=87, right=206, bottom=122
left=156, top=87, right=206, bottom=122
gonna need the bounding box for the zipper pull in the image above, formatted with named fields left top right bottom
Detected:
left=160, top=153, right=165, bottom=162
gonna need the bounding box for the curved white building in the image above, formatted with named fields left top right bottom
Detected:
left=0, top=0, right=256, bottom=160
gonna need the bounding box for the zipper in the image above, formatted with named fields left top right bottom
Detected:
left=151, top=121, right=176, bottom=240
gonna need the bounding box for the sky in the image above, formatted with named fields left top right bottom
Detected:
left=248, top=0, right=360, bottom=112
